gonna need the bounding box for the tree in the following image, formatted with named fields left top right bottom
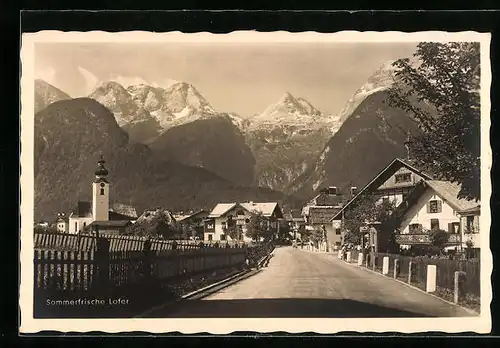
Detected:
left=245, top=212, right=270, bottom=242
left=429, top=228, right=449, bottom=252
left=386, top=42, right=480, bottom=200
left=222, top=215, right=239, bottom=240
left=342, top=193, right=401, bottom=246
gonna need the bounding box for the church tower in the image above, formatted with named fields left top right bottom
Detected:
left=92, top=154, right=109, bottom=221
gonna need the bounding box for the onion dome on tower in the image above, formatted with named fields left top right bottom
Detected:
left=94, top=154, right=109, bottom=182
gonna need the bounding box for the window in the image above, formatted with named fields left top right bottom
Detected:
left=428, top=200, right=442, bottom=213
left=395, top=173, right=411, bottom=183
left=206, top=222, right=214, bottom=230
left=335, top=228, right=341, bottom=235
left=448, top=222, right=460, bottom=234
left=83, top=222, right=86, bottom=227
left=466, top=216, right=475, bottom=233
left=221, top=234, right=226, bottom=241
left=74, top=222, right=77, bottom=232
left=430, top=219, right=440, bottom=230
left=100, top=188, right=105, bottom=195
left=208, top=234, right=213, bottom=241
left=382, top=197, right=390, bottom=204
left=409, top=223, right=422, bottom=233
left=236, top=210, right=245, bottom=216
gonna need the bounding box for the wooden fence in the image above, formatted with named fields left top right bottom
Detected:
left=342, top=250, right=480, bottom=297
left=34, top=231, right=248, bottom=252
left=33, top=233, right=274, bottom=317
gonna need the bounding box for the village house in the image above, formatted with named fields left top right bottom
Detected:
left=302, top=186, right=356, bottom=250
left=394, top=179, right=480, bottom=253
left=204, top=202, right=284, bottom=242
left=56, top=213, right=69, bottom=233
left=67, top=155, right=138, bottom=235
left=458, top=205, right=481, bottom=257
left=284, top=209, right=305, bottom=241
left=330, top=157, right=433, bottom=251
left=174, top=210, right=210, bottom=240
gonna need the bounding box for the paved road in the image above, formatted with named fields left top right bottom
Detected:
left=150, top=246, right=475, bottom=318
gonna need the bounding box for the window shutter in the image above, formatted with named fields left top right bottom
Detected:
left=437, top=200, right=442, bottom=213
left=426, top=202, right=430, bottom=213
left=448, top=223, right=453, bottom=234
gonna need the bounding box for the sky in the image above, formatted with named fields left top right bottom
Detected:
left=34, top=42, right=417, bottom=117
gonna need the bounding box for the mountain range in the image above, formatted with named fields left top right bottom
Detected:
left=244, top=92, right=341, bottom=192
left=34, top=98, right=298, bottom=221
left=34, top=58, right=423, bottom=219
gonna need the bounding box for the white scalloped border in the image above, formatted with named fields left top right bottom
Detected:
left=19, top=30, right=492, bottom=335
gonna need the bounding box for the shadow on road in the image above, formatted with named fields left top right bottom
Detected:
left=153, top=298, right=435, bottom=318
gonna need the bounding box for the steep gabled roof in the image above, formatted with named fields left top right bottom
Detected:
left=330, top=158, right=433, bottom=221
left=240, top=202, right=282, bottom=217
left=208, top=202, right=282, bottom=218
left=308, top=207, right=341, bottom=224
left=392, top=179, right=480, bottom=219
left=176, top=210, right=209, bottom=222
left=208, top=203, right=238, bottom=218
left=424, top=180, right=480, bottom=212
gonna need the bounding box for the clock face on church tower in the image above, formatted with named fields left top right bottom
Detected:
left=100, top=183, right=105, bottom=188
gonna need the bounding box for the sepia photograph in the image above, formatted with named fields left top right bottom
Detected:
left=20, top=30, right=491, bottom=334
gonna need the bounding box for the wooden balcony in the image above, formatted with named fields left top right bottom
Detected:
left=395, top=233, right=461, bottom=245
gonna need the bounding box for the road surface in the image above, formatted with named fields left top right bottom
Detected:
left=148, top=246, right=475, bottom=318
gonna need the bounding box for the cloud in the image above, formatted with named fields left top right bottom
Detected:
left=77, top=66, right=100, bottom=95
left=151, top=78, right=180, bottom=89
left=109, top=75, right=149, bottom=88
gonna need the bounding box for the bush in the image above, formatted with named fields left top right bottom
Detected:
left=429, top=228, right=449, bottom=250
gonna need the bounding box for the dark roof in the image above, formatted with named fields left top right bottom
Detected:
left=330, top=157, right=433, bottom=221
left=458, top=205, right=480, bottom=215
left=109, top=211, right=136, bottom=221
left=313, top=192, right=345, bottom=206
left=308, top=207, right=341, bottom=224
left=290, top=209, right=303, bottom=219
left=72, top=201, right=92, bottom=218
left=89, top=220, right=131, bottom=228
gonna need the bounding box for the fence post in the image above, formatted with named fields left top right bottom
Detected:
left=382, top=256, right=389, bottom=275
left=337, top=250, right=342, bottom=259
left=408, top=261, right=413, bottom=284
left=95, top=234, right=110, bottom=295
left=346, top=251, right=352, bottom=263
left=365, top=253, right=370, bottom=268
left=357, top=253, right=364, bottom=266
left=372, top=253, right=376, bottom=271
left=454, top=271, right=467, bottom=304
left=393, top=259, right=400, bottom=278
left=426, top=265, right=437, bottom=293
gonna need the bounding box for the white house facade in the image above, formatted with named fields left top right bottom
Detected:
left=204, top=202, right=283, bottom=242
left=395, top=180, right=480, bottom=252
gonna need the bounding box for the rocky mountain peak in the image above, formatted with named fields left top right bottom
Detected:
left=35, top=79, right=72, bottom=114
left=162, top=82, right=213, bottom=113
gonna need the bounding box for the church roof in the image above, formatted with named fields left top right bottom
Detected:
left=72, top=201, right=92, bottom=218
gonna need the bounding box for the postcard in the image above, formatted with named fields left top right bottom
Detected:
left=20, top=30, right=492, bottom=334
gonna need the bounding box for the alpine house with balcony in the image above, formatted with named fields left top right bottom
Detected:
left=329, top=157, right=433, bottom=250
left=394, top=179, right=480, bottom=252
left=204, top=201, right=284, bottom=242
